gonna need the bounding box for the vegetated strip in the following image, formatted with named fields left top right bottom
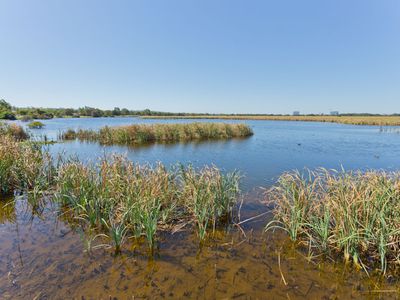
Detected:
left=59, top=122, right=253, bottom=145
left=0, top=124, right=241, bottom=253
left=266, top=168, right=400, bottom=274
left=142, top=115, right=400, bottom=126
left=0, top=122, right=29, bottom=141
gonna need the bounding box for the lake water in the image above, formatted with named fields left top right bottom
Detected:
left=20, top=117, right=400, bottom=190
left=2, top=117, right=400, bottom=299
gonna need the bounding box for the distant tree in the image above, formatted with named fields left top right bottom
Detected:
left=64, top=108, right=75, bottom=116
left=104, top=110, right=113, bottom=117
left=17, top=109, right=28, bottom=115
left=121, top=108, right=130, bottom=115
left=112, top=107, right=121, bottom=116
left=0, top=99, right=16, bottom=120
left=91, top=108, right=103, bottom=117
left=0, top=99, right=12, bottom=110
left=143, top=109, right=151, bottom=115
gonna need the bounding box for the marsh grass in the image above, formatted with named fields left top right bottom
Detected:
left=143, top=115, right=400, bottom=126
left=181, top=165, right=241, bottom=240
left=0, top=135, right=53, bottom=195
left=59, top=122, right=253, bottom=145
left=266, top=169, right=400, bottom=273
left=54, top=155, right=241, bottom=251
left=0, top=122, right=29, bottom=141
left=1, top=132, right=242, bottom=253
left=27, top=121, right=45, bottom=129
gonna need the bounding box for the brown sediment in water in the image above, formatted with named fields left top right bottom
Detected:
left=1, top=196, right=399, bottom=299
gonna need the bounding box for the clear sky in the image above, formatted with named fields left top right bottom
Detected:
left=0, top=0, right=399, bottom=114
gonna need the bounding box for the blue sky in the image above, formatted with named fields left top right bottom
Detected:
left=0, top=0, right=399, bottom=114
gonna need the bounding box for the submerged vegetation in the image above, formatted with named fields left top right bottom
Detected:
left=0, top=134, right=241, bottom=252
left=266, top=169, right=400, bottom=273
left=59, top=122, right=253, bottom=145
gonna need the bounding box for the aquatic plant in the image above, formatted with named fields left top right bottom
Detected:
left=266, top=169, right=400, bottom=273
left=0, top=132, right=242, bottom=252
left=27, top=121, right=45, bottom=129
left=181, top=165, right=240, bottom=240
left=101, top=216, right=129, bottom=254
left=0, top=135, right=51, bottom=195
left=0, top=122, right=29, bottom=140
left=59, top=122, right=253, bottom=145
left=54, top=155, right=241, bottom=251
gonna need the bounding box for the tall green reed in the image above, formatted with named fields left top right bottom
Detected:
left=59, top=122, right=253, bottom=145
left=266, top=168, right=400, bottom=273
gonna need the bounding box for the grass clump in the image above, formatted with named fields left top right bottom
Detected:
left=54, top=156, right=241, bottom=252
left=0, top=135, right=52, bottom=195
left=181, top=165, right=240, bottom=240
left=55, top=157, right=178, bottom=246
left=0, top=122, right=29, bottom=141
left=0, top=131, right=242, bottom=253
left=266, top=169, right=400, bottom=273
left=27, top=121, right=45, bottom=129
left=59, top=122, right=253, bottom=145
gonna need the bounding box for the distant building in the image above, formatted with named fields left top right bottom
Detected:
left=293, top=111, right=300, bottom=116
left=330, top=111, right=339, bottom=116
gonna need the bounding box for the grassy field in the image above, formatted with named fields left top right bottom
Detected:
left=60, top=122, right=253, bottom=145
left=266, top=168, right=400, bottom=273
left=142, top=115, right=400, bottom=126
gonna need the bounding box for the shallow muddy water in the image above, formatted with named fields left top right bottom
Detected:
left=1, top=197, right=399, bottom=299
left=2, top=118, right=400, bottom=299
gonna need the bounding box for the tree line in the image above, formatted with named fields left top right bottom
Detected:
left=1, top=99, right=399, bottom=120
left=0, top=99, right=184, bottom=120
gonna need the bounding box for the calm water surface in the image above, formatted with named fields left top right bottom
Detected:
left=1, top=117, right=400, bottom=299
left=23, top=117, right=400, bottom=189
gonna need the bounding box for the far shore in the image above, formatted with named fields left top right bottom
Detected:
left=141, top=115, right=400, bottom=126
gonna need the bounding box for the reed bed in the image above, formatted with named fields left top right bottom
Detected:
left=0, top=134, right=241, bottom=251
left=59, top=122, right=253, bottom=145
left=55, top=156, right=241, bottom=251
left=266, top=169, right=400, bottom=273
left=143, top=115, right=400, bottom=126
left=0, top=135, right=53, bottom=195
left=0, top=122, right=29, bottom=141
